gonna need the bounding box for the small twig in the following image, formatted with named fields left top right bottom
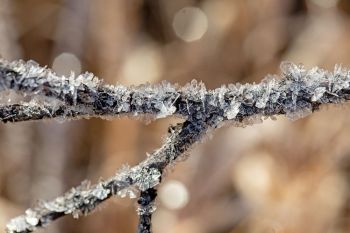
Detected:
left=137, top=188, right=158, bottom=233
left=5, top=120, right=209, bottom=233
left=0, top=103, right=87, bottom=123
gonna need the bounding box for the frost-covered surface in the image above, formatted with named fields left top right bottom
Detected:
left=137, top=188, right=158, bottom=233
left=3, top=59, right=350, bottom=233
left=5, top=117, right=207, bottom=233
left=1, top=59, right=350, bottom=125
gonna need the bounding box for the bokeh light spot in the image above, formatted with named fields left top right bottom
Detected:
left=52, top=52, right=81, bottom=77
left=172, top=7, right=208, bottom=42
left=120, top=44, right=163, bottom=84
left=159, top=180, right=189, bottom=210
left=309, top=0, right=339, bottom=8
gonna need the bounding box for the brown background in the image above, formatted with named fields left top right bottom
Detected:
left=0, top=0, right=350, bottom=233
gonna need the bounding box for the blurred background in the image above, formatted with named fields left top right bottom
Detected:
left=1, top=0, right=350, bottom=232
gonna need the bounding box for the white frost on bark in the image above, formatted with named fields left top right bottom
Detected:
left=2, top=59, right=350, bottom=233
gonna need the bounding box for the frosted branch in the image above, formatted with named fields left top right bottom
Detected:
left=3, top=59, right=350, bottom=233
left=137, top=188, right=157, bottom=233
left=0, top=103, right=89, bottom=123
left=6, top=120, right=209, bottom=233
left=1, top=59, right=350, bottom=125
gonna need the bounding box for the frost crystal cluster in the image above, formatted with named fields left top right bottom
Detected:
left=2, top=59, right=350, bottom=233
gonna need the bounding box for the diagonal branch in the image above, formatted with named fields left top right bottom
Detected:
left=6, top=120, right=209, bottom=233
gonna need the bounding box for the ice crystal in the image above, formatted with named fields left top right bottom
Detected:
left=6, top=216, right=31, bottom=233
left=225, top=102, right=241, bottom=119
left=5, top=208, right=41, bottom=233
left=132, top=167, right=161, bottom=191
left=255, top=78, right=276, bottom=108
left=270, top=91, right=280, bottom=103
left=182, top=79, right=206, bottom=104
left=217, top=85, right=227, bottom=106
left=155, top=103, right=177, bottom=119
left=280, top=61, right=305, bottom=81
left=42, top=197, right=67, bottom=212
left=72, top=210, right=80, bottom=219
left=91, top=183, right=110, bottom=200
left=24, top=209, right=39, bottom=226
left=332, top=64, right=350, bottom=92
left=117, top=186, right=138, bottom=199
left=113, top=165, right=132, bottom=186
left=312, top=87, right=327, bottom=102
left=136, top=204, right=157, bottom=216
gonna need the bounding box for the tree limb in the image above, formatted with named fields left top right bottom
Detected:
left=3, top=59, right=350, bottom=233
left=2, top=59, right=350, bottom=125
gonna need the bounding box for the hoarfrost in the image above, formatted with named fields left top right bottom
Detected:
left=242, top=87, right=255, bottom=106
left=109, top=165, right=136, bottom=198
left=312, top=87, right=326, bottom=102
left=132, top=167, right=161, bottom=191
left=225, top=102, right=240, bottom=119
left=137, top=204, right=157, bottom=216
left=155, top=103, right=177, bottom=119
left=117, top=186, right=138, bottom=199
left=6, top=216, right=31, bottom=233
left=72, top=210, right=80, bottom=219
left=42, top=197, right=67, bottom=212
left=91, top=183, right=110, bottom=200
left=255, top=91, right=268, bottom=109
left=255, top=78, right=276, bottom=108
left=217, top=85, right=227, bottom=106
left=331, top=64, right=350, bottom=92
left=280, top=61, right=305, bottom=81
left=5, top=208, right=40, bottom=233
left=25, top=209, right=39, bottom=226
left=5, top=58, right=350, bottom=233
left=270, top=91, right=280, bottom=103
left=182, top=79, right=206, bottom=103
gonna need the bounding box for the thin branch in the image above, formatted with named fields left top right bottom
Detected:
left=137, top=188, right=157, bottom=233
left=6, top=120, right=209, bottom=233
left=3, top=59, right=350, bottom=233
left=0, top=103, right=88, bottom=123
